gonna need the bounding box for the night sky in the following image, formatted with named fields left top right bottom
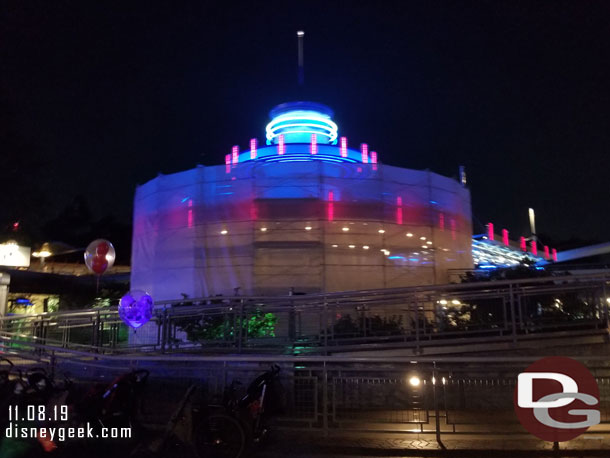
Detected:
left=2, top=1, right=610, bottom=251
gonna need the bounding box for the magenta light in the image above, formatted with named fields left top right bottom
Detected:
left=187, top=199, right=193, bottom=228
left=439, top=213, right=445, bottom=231
left=520, top=236, right=526, bottom=251
left=311, top=133, right=317, bottom=155
left=450, top=218, right=457, bottom=240
left=371, top=151, right=378, bottom=171
left=361, top=143, right=369, bottom=163
left=340, top=137, right=347, bottom=158
left=225, top=154, right=231, bottom=174
left=232, top=145, right=239, bottom=164
left=278, top=134, right=285, bottom=155
left=531, top=240, right=537, bottom=256
left=502, top=229, right=509, bottom=246
left=327, top=191, right=334, bottom=221
left=544, top=245, right=550, bottom=259
left=396, top=196, right=403, bottom=225
left=552, top=248, right=558, bottom=262
left=487, top=223, right=494, bottom=241
left=250, top=138, right=257, bottom=159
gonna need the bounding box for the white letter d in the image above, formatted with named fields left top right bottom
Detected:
left=518, top=372, right=578, bottom=408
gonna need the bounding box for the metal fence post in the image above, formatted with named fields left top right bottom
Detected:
left=323, top=298, right=328, bottom=351
left=237, top=300, right=244, bottom=354
left=160, top=308, right=168, bottom=354
left=603, top=283, right=609, bottom=332
left=223, top=360, right=228, bottom=391
left=91, top=313, right=98, bottom=348
left=509, top=284, right=517, bottom=345
left=432, top=362, right=445, bottom=449
left=322, top=361, right=328, bottom=437
left=414, top=301, right=420, bottom=353
left=288, top=298, right=296, bottom=341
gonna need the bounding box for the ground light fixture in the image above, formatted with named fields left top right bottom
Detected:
left=408, top=375, right=421, bottom=387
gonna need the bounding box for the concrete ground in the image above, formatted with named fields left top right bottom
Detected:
left=250, top=431, right=610, bottom=457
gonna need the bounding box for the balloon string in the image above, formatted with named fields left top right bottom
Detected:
left=96, top=275, right=99, bottom=294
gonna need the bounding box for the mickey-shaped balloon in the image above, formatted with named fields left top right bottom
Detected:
left=84, top=239, right=116, bottom=276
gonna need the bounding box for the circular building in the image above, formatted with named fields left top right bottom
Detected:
left=131, top=102, right=473, bottom=300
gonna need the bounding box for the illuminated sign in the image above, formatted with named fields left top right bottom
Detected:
left=0, top=243, right=30, bottom=268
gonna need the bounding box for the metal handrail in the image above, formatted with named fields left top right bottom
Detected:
left=2, top=271, right=608, bottom=322
left=5, top=335, right=610, bottom=364
left=0, top=271, right=607, bottom=359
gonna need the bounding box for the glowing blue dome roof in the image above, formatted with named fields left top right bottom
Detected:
left=225, top=101, right=379, bottom=165
left=266, top=101, right=338, bottom=145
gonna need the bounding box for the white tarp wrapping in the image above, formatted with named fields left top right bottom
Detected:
left=131, top=162, right=472, bottom=301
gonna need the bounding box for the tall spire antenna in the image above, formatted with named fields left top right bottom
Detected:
left=528, top=207, right=537, bottom=241
left=297, top=30, right=305, bottom=86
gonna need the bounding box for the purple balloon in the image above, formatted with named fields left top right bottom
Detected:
left=119, top=290, right=154, bottom=329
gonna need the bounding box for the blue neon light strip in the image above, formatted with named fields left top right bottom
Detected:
left=260, top=154, right=359, bottom=164
left=266, top=110, right=338, bottom=145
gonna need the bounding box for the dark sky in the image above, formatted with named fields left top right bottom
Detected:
left=2, top=1, right=609, bottom=245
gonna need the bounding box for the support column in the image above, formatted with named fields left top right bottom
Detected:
left=0, top=272, right=10, bottom=316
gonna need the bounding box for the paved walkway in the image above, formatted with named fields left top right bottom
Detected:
left=251, top=431, right=610, bottom=457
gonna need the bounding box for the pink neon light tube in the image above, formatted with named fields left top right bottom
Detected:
left=361, top=143, right=368, bottom=163
left=232, top=145, right=239, bottom=164
left=340, top=137, right=347, bottom=158
left=250, top=138, right=257, bottom=159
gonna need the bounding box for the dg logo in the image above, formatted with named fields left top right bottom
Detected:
left=514, top=356, right=600, bottom=442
